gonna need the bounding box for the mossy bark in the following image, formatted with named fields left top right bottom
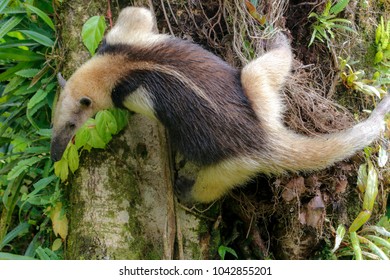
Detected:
left=65, top=115, right=171, bottom=259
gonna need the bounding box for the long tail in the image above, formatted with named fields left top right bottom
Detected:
left=264, top=96, right=389, bottom=173
left=241, top=42, right=390, bottom=174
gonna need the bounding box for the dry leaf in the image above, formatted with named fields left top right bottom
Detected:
left=50, top=202, right=69, bottom=240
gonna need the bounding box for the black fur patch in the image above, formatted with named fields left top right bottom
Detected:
left=99, top=39, right=266, bottom=165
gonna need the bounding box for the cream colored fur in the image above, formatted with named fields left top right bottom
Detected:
left=105, top=7, right=169, bottom=46
left=123, top=86, right=156, bottom=120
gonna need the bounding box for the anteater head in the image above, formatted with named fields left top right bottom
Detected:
left=50, top=7, right=160, bottom=162
left=51, top=57, right=115, bottom=162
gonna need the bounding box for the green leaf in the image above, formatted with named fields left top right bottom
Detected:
left=309, top=29, right=317, bottom=47
left=67, top=144, right=79, bottom=173
left=331, top=224, right=346, bottom=253
left=0, top=39, right=37, bottom=49
left=362, top=162, right=378, bottom=211
left=25, top=146, right=50, bottom=155
left=349, top=210, right=371, bottom=232
left=0, top=0, right=11, bottom=14
left=95, top=110, right=117, bottom=142
left=350, top=232, right=362, bottom=260
left=24, top=3, right=55, bottom=31
left=0, top=48, right=44, bottom=61
left=35, top=246, right=50, bottom=260
left=0, top=16, right=23, bottom=40
left=27, top=83, right=55, bottom=110
left=357, top=163, right=367, bottom=193
left=89, top=128, right=107, bottom=149
left=0, top=62, right=34, bottom=82
left=19, top=30, right=54, bottom=47
left=54, top=158, right=69, bottom=182
left=26, top=82, right=56, bottom=128
left=15, top=68, right=40, bottom=78
left=0, top=252, right=36, bottom=260
left=4, top=76, right=25, bottom=94
left=374, top=51, right=383, bottom=64
left=375, top=22, right=382, bottom=45
left=1, top=7, right=26, bottom=15
left=329, top=0, right=350, bottom=15
left=24, top=231, right=41, bottom=257
left=81, top=15, right=106, bottom=55
left=322, top=0, right=332, bottom=16
left=34, top=175, right=57, bottom=190
left=75, top=124, right=91, bottom=149
left=218, top=245, right=238, bottom=260
left=110, top=108, right=128, bottom=132
left=52, top=238, right=62, bottom=251
left=20, top=176, right=56, bottom=208
left=27, top=175, right=57, bottom=196
left=0, top=222, right=30, bottom=251
left=366, top=235, right=390, bottom=251
left=36, top=128, right=52, bottom=138
left=7, top=156, right=42, bottom=181
left=332, top=24, right=355, bottom=33
left=358, top=236, right=389, bottom=260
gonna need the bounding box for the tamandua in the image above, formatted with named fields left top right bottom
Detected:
left=51, top=7, right=390, bottom=203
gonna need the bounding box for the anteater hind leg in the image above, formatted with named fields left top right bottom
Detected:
left=241, top=37, right=293, bottom=130
left=105, top=7, right=164, bottom=45
left=176, top=156, right=264, bottom=203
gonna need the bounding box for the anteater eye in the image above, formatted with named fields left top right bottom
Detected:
left=79, top=97, right=92, bottom=107
left=68, top=123, right=76, bottom=129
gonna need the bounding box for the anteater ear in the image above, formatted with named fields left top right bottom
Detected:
left=79, top=97, right=92, bottom=107
left=57, top=72, right=67, bottom=89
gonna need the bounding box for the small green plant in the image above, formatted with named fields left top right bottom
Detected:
left=374, top=17, right=390, bottom=66
left=218, top=245, right=238, bottom=260
left=339, top=57, right=387, bottom=98
left=332, top=217, right=390, bottom=260
left=308, top=0, right=355, bottom=47
left=0, top=0, right=63, bottom=260
left=331, top=149, right=390, bottom=260
left=373, top=16, right=390, bottom=89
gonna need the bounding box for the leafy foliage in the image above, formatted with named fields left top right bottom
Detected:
left=374, top=17, right=390, bottom=86
left=308, top=0, right=355, bottom=47
left=332, top=150, right=390, bottom=260
left=0, top=0, right=62, bottom=259
left=0, top=2, right=127, bottom=260
left=339, top=57, right=388, bottom=98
